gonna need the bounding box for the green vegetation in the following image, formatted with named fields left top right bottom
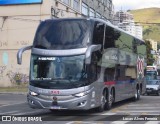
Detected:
left=130, top=8, right=160, bottom=42
left=145, top=39, right=155, bottom=65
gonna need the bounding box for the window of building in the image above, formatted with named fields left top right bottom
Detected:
left=102, top=16, right=105, bottom=19
left=107, top=0, right=110, bottom=9
left=82, top=3, right=88, bottom=16
left=89, top=8, right=95, bottom=17
left=61, top=0, right=70, bottom=5
left=73, top=0, right=80, bottom=11
left=96, top=12, right=101, bottom=18
left=104, top=0, right=107, bottom=6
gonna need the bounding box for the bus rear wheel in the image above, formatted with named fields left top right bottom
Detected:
left=157, top=90, right=160, bottom=96
left=133, top=88, right=140, bottom=101
left=105, top=89, right=114, bottom=110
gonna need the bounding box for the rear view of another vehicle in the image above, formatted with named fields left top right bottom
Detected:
left=146, top=80, right=160, bottom=96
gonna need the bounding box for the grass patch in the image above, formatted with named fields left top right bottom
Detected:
left=130, top=8, right=160, bottom=42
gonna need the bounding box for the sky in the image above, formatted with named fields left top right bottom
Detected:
left=112, top=0, right=160, bottom=11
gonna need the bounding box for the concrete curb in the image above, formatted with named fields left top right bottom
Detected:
left=0, top=92, right=27, bottom=95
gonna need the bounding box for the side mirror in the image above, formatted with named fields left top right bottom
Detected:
left=85, top=44, right=101, bottom=64
left=17, top=45, right=32, bottom=64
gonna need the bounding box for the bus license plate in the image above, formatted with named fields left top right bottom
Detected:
left=50, top=106, right=61, bottom=109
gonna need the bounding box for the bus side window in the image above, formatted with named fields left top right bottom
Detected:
left=104, top=68, right=115, bottom=81
left=104, top=26, right=121, bottom=49
left=92, top=22, right=105, bottom=50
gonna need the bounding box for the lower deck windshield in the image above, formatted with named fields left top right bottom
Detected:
left=146, top=71, right=157, bottom=80
left=30, top=55, right=89, bottom=89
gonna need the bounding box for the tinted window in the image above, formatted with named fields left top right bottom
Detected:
left=33, top=19, right=90, bottom=49
left=92, top=22, right=105, bottom=46
left=104, top=26, right=121, bottom=48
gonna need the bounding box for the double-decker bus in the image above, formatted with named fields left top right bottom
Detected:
left=17, top=18, right=146, bottom=112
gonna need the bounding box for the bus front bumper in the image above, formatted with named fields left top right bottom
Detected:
left=27, top=93, right=95, bottom=110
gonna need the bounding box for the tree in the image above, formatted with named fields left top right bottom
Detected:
left=145, top=39, right=155, bottom=65
left=157, top=42, right=160, bottom=50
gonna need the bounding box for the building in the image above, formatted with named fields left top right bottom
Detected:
left=118, top=21, right=136, bottom=36
left=115, top=11, right=133, bottom=23
left=135, top=24, right=143, bottom=39
left=148, top=39, right=157, bottom=52
left=0, top=0, right=113, bottom=87
left=146, top=39, right=158, bottom=66
left=114, top=10, right=143, bottom=39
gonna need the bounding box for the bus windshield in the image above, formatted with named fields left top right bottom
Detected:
left=33, top=19, right=90, bottom=49
left=146, top=71, right=157, bottom=80
left=30, top=54, right=89, bottom=89
left=146, top=80, right=159, bottom=85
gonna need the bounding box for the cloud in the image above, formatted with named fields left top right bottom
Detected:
left=112, top=0, right=160, bottom=11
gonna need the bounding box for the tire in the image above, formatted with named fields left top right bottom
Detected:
left=96, top=90, right=107, bottom=112
left=133, top=88, right=140, bottom=101
left=157, top=90, right=160, bottom=96
left=105, top=89, right=114, bottom=110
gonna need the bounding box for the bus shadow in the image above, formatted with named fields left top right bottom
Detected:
left=47, top=98, right=134, bottom=116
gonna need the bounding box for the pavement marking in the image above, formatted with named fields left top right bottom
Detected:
left=145, top=121, right=160, bottom=124
left=0, top=110, right=19, bottom=115
left=52, top=116, right=78, bottom=121
left=83, top=112, right=117, bottom=121
left=111, top=121, right=130, bottom=124
left=101, top=112, right=117, bottom=115
left=117, top=110, right=160, bottom=113
left=13, top=109, right=45, bottom=115
left=0, top=102, right=26, bottom=108
left=66, top=121, right=98, bottom=124
left=122, top=107, right=160, bottom=110
left=127, top=104, right=160, bottom=106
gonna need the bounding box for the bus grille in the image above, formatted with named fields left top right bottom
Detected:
left=38, top=94, right=74, bottom=101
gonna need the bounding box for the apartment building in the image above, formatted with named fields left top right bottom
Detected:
left=114, top=10, right=143, bottom=39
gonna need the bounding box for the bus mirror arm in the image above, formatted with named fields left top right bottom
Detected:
left=17, top=45, right=32, bottom=65
left=85, top=44, right=101, bottom=64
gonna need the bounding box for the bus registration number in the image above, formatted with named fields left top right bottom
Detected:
left=50, top=106, right=61, bottom=109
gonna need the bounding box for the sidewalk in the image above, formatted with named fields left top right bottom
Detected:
left=0, top=86, right=28, bottom=94
left=0, top=92, right=27, bottom=94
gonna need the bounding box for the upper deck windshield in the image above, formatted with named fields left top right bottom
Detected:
left=33, top=19, right=91, bottom=49
left=30, top=55, right=89, bottom=89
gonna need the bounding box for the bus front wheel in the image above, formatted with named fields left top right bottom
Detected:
left=96, top=90, right=107, bottom=112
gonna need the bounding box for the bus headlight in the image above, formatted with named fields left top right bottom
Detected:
left=153, top=87, right=158, bottom=90
left=30, top=91, right=39, bottom=96
left=73, top=90, right=90, bottom=97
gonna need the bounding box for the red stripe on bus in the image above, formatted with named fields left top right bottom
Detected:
left=104, top=81, right=116, bottom=86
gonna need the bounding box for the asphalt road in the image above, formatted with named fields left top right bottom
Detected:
left=0, top=93, right=160, bottom=124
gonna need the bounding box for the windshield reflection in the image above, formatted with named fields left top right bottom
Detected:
left=30, top=55, right=88, bottom=89
left=147, top=80, right=159, bottom=85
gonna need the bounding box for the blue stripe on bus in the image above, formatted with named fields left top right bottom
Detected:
left=116, top=80, right=135, bottom=84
